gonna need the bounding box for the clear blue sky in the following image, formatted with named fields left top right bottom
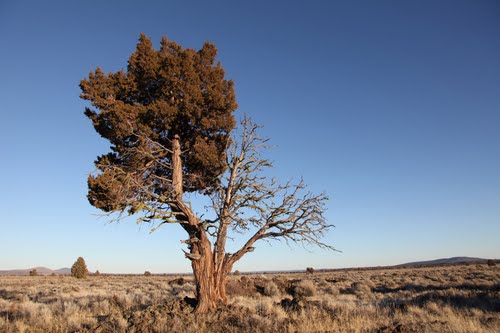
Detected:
left=0, top=0, right=499, bottom=273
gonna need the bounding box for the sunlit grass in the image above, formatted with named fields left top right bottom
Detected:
left=0, top=264, right=498, bottom=332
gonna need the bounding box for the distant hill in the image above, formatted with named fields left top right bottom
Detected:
left=0, top=257, right=495, bottom=276
left=54, top=268, right=71, bottom=274
left=397, top=256, right=490, bottom=267
left=0, top=267, right=71, bottom=276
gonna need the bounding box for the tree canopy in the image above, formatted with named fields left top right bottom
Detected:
left=81, top=33, right=237, bottom=214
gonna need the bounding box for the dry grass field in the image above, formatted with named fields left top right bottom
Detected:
left=0, top=264, right=498, bottom=333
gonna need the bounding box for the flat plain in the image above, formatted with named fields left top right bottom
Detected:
left=0, top=263, right=498, bottom=332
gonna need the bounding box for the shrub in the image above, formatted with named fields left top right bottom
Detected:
left=325, top=286, right=339, bottom=295
left=169, top=277, right=185, bottom=286
left=71, top=257, right=88, bottom=279
left=306, top=267, right=315, bottom=274
left=350, top=281, right=372, bottom=295
left=487, top=259, right=496, bottom=267
left=144, top=271, right=152, bottom=276
left=29, top=269, right=38, bottom=276
left=95, top=270, right=101, bottom=276
left=262, top=282, right=280, bottom=297
left=294, top=280, right=316, bottom=298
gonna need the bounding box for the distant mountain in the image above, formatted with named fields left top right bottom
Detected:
left=398, top=256, right=489, bottom=267
left=0, top=267, right=71, bottom=276
left=54, top=268, right=71, bottom=274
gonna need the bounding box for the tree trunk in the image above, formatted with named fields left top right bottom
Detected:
left=191, top=234, right=233, bottom=313
left=170, top=134, right=231, bottom=313
left=214, top=258, right=233, bottom=304
left=190, top=229, right=219, bottom=313
left=171, top=134, right=183, bottom=198
left=192, top=258, right=217, bottom=313
left=192, top=257, right=232, bottom=312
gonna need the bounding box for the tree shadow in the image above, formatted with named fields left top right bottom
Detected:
left=377, top=283, right=500, bottom=313
left=373, top=282, right=499, bottom=294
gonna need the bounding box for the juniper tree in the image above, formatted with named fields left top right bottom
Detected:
left=81, top=34, right=333, bottom=313
left=71, top=257, right=88, bottom=279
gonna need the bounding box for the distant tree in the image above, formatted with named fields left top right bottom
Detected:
left=306, top=267, right=315, bottom=274
left=95, top=270, right=101, bottom=276
left=487, top=259, right=496, bottom=267
left=71, top=257, right=88, bottom=279
left=233, top=270, right=240, bottom=276
left=81, top=34, right=334, bottom=312
left=51, top=272, right=56, bottom=276
left=29, top=269, right=38, bottom=276
left=144, top=271, right=152, bottom=276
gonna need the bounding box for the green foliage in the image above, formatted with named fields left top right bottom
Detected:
left=81, top=34, right=237, bottom=214
left=71, top=257, right=89, bottom=279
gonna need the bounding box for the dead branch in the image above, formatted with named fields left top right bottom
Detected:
left=210, top=116, right=335, bottom=267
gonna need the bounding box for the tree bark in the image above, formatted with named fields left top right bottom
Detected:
left=214, top=258, right=233, bottom=304
left=191, top=230, right=218, bottom=313
left=191, top=231, right=233, bottom=312
left=171, top=134, right=183, bottom=199
left=170, top=134, right=231, bottom=313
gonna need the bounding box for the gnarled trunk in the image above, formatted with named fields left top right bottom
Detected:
left=191, top=234, right=233, bottom=312
left=170, top=134, right=232, bottom=313
left=190, top=230, right=217, bottom=313
left=214, top=258, right=233, bottom=304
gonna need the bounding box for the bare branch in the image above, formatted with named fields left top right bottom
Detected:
left=210, top=116, right=335, bottom=267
